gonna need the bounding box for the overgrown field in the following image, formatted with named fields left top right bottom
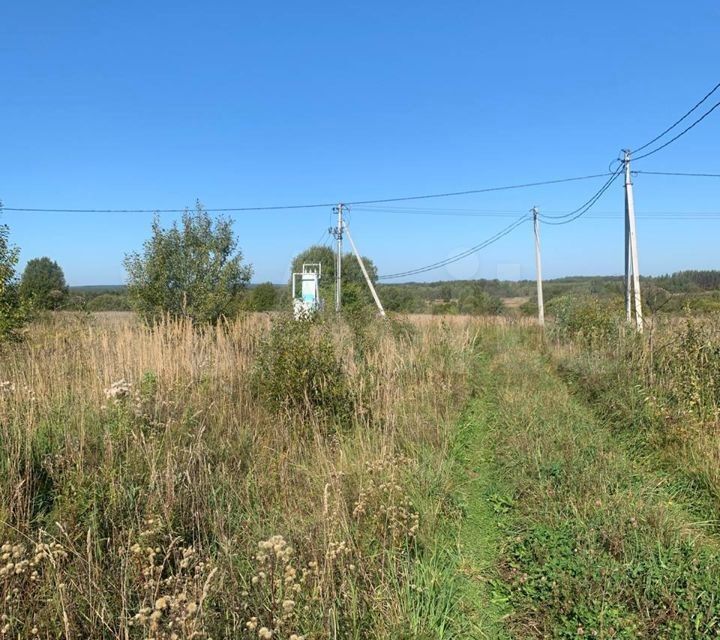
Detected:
left=0, top=311, right=509, bottom=639
left=478, top=305, right=720, bottom=638
left=4, top=307, right=720, bottom=639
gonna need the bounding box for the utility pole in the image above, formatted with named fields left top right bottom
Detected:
left=343, top=222, right=386, bottom=317
left=623, top=150, right=643, bottom=332
left=332, top=203, right=344, bottom=312
left=531, top=206, right=545, bottom=328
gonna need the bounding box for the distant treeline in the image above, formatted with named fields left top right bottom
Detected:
left=68, top=270, right=720, bottom=316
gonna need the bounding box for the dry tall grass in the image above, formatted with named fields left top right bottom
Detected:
left=552, top=312, right=720, bottom=531
left=0, top=311, right=487, bottom=638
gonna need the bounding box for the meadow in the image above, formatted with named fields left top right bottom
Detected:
left=3, top=306, right=720, bottom=638
left=0, top=310, right=504, bottom=638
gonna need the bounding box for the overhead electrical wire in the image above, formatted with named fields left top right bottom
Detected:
left=342, top=173, right=615, bottom=205
left=537, top=165, right=624, bottom=222
left=0, top=173, right=614, bottom=214
left=631, top=99, right=720, bottom=161
left=633, top=170, right=720, bottom=178
left=3, top=81, right=720, bottom=285
left=631, top=81, right=720, bottom=154
left=540, top=169, right=624, bottom=226
left=377, top=215, right=529, bottom=280
left=376, top=140, right=719, bottom=279
left=353, top=206, right=720, bottom=219
left=2, top=81, right=718, bottom=216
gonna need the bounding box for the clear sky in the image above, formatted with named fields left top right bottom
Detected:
left=1, top=1, right=719, bottom=285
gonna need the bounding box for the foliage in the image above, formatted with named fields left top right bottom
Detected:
left=19, top=257, right=69, bottom=309
left=124, top=204, right=252, bottom=323
left=558, top=315, right=720, bottom=520
left=653, top=269, right=720, bottom=292
left=0, top=223, right=30, bottom=341
left=519, top=298, right=538, bottom=317
left=244, top=282, right=279, bottom=312
left=474, top=329, right=720, bottom=639
left=85, top=292, right=132, bottom=312
left=381, top=285, right=423, bottom=313
left=458, top=286, right=504, bottom=315
left=0, top=312, right=480, bottom=637
left=548, top=294, right=621, bottom=342
left=252, top=315, right=354, bottom=425
left=63, top=286, right=131, bottom=312
left=290, top=244, right=379, bottom=311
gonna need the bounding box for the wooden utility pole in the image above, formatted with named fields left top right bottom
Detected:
left=623, top=150, right=643, bottom=332
left=532, top=206, right=545, bottom=327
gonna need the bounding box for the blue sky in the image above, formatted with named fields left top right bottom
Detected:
left=1, top=1, right=719, bottom=285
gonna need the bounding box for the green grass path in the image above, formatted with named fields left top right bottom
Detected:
left=449, top=329, right=720, bottom=638
left=450, top=394, right=512, bottom=639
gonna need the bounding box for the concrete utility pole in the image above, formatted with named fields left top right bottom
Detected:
left=332, top=203, right=344, bottom=312
left=623, top=150, right=643, bottom=332
left=343, top=222, right=386, bottom=317
left=531, top=206, right=545, bottom=327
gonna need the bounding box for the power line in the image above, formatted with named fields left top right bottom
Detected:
left=632, top=99, right=720, bottom=161
left=1, top=203, right=335, bottom=214
left=353, top=206, right=720, bottom=219
left=368, top=156, right=716, bottom=280
left=344, top=173, right=614, bottom=205
left=538, top=166, right=624, bottom=222
left=0, top=173, right=614, bottom=214
left=539, top=167, right=624, bottom=226
left=314, top=227, right=330, bottom=247
left=632, top=81, right=720, bottom=154
left=377, top=215, right=529, bottom=280
left=634, top=170, right=720, bottom=178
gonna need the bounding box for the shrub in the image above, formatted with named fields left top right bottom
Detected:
left=252, top=316, right=353, bottom=426
left=549, top=295, right=620, bottom=343
left=0, top=222, right=30, bottom=341
left=458, top=289, right=504, bottom=315
left=86, top=293, right=132, bottom=312
left=244, top=282, right=279, bottom=312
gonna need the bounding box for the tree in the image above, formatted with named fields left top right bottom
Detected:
left=458, top=285, right=504, bottom=315
left=245, top=282, right=279, bottom=312
left=124, top=204, right=253, bottom=323
left=19, top=257, right=69, bottom=309
left=289, top=245, right=379, bottom=310
left=0, top=222, right=29, bottom=340
left=379, top=285, right=422, bottom=313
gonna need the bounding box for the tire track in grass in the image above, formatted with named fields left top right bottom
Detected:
left=450, top=389, right=513, bottom=639
left=468, top=329, right=720, bottom=638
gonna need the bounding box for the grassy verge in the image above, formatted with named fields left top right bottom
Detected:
left=475, top=328, right=720, bottom=638
left=551, top=337, right=720, bottom=532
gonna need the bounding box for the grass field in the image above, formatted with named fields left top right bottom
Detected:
left=2, top=309, right=720, bottom=638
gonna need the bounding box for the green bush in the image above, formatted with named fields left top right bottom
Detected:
left=86, top=293, right=132, bottom=312
left=252, top=316, right=353, bottom=426
left=0, top=222, right=30, bottom=341
left=519, top=299, right=538, bottom=317
left=243, top=282, right=280, bottom=312
left=458, top=289, right=504, bottom=315
left=549, top=295, right=620, bottom=343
